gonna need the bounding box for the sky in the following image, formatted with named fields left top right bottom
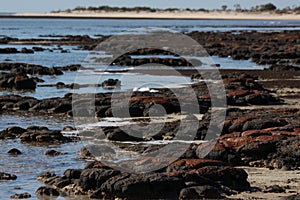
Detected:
left=0, top=0, right=299, bottom=13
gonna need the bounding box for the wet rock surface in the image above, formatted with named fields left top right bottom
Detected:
left=111, top=54, right=194, bottom=67
left=10, top=192, right=31, bottom=199
left=0, top=172, right=17, bottom=180
left=7, top=148, right=22, bottom=155
left=1, top=31, right=300, bottom=199
left=0, top=72, right=37, bottom=90
left=192, top=72, right=280, bottom=106
left=188, top=30, right=300, bottom=68
left=37, top=159, right=249, bottom=199
left=2, top=30, right=299, bottom=69
left=35, top=186, right=59, bottom=197
left=44, top=149, right=67, bottom=156
left=199, top=108, right=300, bottom=170
left=0, top=125, right=78, bottom=144
left=0, top=62, right=63, bottom=76
left=0, top=35, right=107, bottom=50
left=10, top=193, right=31, bottom=199
left=0, top=73, right=280, bottom=117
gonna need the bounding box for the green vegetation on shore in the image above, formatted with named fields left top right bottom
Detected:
left=52, top=3, right=300, bottom=14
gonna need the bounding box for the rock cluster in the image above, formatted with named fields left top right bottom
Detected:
left=199, top=108, right=300, bottom=170
left=0, top=72, right=37, bottom=90
left=192, top=73, right=280, bottom=106
left=0, top=47, right=34, bottom=54
left=0, top=125, right=77, bottom=144
left=188, top=30, right=300, bottom=68
left=10, top=193, right=31, bottom=199
left=0, top=62, right=63, bottom=76
left=0, top=73, right=281, bottom=118
left=36, top=159, right=250, bottom=199
left=112, top=54, right=193, bottom=67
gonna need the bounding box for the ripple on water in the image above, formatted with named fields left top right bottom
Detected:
left=0, top=115, right=86, bottom=199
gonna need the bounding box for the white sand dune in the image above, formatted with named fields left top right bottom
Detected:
left=10, top=10, right=300, bottom=20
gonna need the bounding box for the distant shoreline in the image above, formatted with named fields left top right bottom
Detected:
left=1, top=11, right=300, bottom=20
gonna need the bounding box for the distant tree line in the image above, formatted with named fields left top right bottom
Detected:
left=52, top=3, right=300, bottom=14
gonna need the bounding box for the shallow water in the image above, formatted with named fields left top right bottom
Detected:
left=0, top=115, right=86, bottom=199
left=0, top=18, right=300, bottom=38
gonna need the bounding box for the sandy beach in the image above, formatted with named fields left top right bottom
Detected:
left=5, top=10, right=300, bottom=20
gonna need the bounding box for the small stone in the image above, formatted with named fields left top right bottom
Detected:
left=45, top=149, right=66, bottom=156
left=263, top=185, right=285, bottom=193
left=10, top=192, right=31, bottom=199
left=7, top=148, right=22, bottom=155
left=0, top=172, right=17, bottom=180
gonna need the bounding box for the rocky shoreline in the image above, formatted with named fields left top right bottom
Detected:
left=1, top=67, right=299, bottom=199
left=0, top=30, right=299, bottom=199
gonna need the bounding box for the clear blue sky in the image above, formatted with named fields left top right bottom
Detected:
left=0, top=0, right=299, bottom=13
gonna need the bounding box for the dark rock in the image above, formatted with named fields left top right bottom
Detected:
left=78, top=168, right=120, bottom=191
left=7, top=148, right=22, bottom=155
left=0, top=172, right=17, bottom=180
left=104, top=127, right=144, bottom=141
left=0, top=126, right=26, bottom=139
left=52, top=102, right=72, bottom=113
left=45, top=149, right=66, bottom=156
left=64, top=169, right=82, bottom=179
left=78, top=147, right=94, bottom=159
left=179, top=185, right=227, bottom=199
left=55, top=64, right=82, bottom=71
left=20, top=129, right=73, bottom=144
left=111, top=53, right=193, bottom=67
left=35, top=186, right=59, bottom=197
left=26, top=126, right=49, bottom=131
left=242, top=119, right=288, bottom=131
left=188, top=31, right=300, bottom=67
left=56, top=82, right=65, bottom=88
left=167, top=159, right=225, bottom=172
left=32, top=47, right=46, bottom=52
left=62, top=126, right=76, bottom=131
left=0, top=47, right=18, bottom=54
left=169, top=166, right=250, bottom=191
left=0, top=62, right=63, bottom=76
left=10, top=192, right=31, bottom=199
left=96, top=106, right=111, bottom=117
left=281, top=194, right=300, bottom=200
left=268, top=65, right=300, bottom=71
left=0, top=73, right=36, bottom=90
left=14, top=75, right=36, bottom=90
left=37, top=172, right=57, bottom=183
left=101, top=79, right=120, bottom=88
left=20, top=48, right=34, bottom=54
left=271, top=138, right=300, bottom=170
left=263, top=185, right=285, bottom=193
left=28, top=100, right=59, bottom=112
left=92, top=173, right=186, bottom=199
